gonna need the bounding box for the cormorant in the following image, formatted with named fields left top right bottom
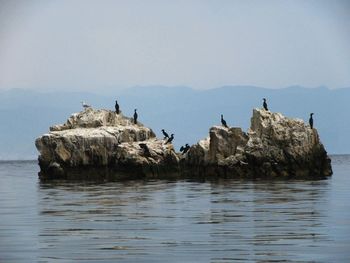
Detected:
left=180, top=144, right=190, bottom=154
left=161, top=129, right=169, bottom=139
left=81, top=101, right=91, bottom=109
left=166, top=134, right=174, bottom=144
left=183, top=144, right=190, bottom=154
left=133, top=109, right=138, bottom=124
left=115, top=100, right=120, bottom=114
left=221, top=114, right=228, bottom=128
left=309, top=113, right=314, bottom=129
left=263, top=98, right=268, bottom=111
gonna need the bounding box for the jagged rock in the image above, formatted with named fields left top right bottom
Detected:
left=49, top=108, right=136, bottom=131
left=36, top=107, right=332, bottom=180
left=184, top=137, right=210, bottom=165
left=36, top=108, right=178, bottom=179
left=184, top=109, right=332, bottom=178
left=208, top=126, right=248, bottom=162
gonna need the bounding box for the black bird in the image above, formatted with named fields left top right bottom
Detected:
left=183, top=144, right=190, bottom=154
left=180, top=144, right=190, bottom=154
left=166, top=134, right=174, bottom=144
left=221, top=114, right=228, bottom=128
left=115, top=100, right=120, bottom=114
left=133, top=109, right=138, bottom=124
left=263, top=98, right=268, bottom=111
left=161, top=129, right=169, bottom=139
left=180, top=144, right=187, bottom=154
left=309, top=113, right=314, bottom=129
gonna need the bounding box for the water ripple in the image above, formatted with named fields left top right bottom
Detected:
left=0, top=159, right=349, bottom=262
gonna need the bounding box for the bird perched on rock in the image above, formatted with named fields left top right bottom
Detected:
left=166, top=134, right=174, bottom=144
left=115, top=100, right=120, bottom=114
left=180, top=144, right=190, bottom=154
left=309, top=113, right=314, bottom=129
left=263, top=98, right=268, bottom=111
left=161, top=129, right=169, bottom=139
left=81, top=101, right=91, bottom=110
left=133, top=109, right=138, bottom=124
left=183, top=144, right=190, bottom=154
left=221, top=114, right=228, bottom=128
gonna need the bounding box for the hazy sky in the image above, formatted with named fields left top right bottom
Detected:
left=0, top=0, right=349, bottom=91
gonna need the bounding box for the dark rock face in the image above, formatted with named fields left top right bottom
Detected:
left=35, top=108, right=332, bottom=180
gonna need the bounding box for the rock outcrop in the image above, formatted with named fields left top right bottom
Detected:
left=183, top=109, right=332, bottom=178
left=36, top=108, right=179, bottom=179
left=36, top=108, right=332, bottom=180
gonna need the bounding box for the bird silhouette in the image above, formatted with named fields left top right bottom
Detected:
left=221, top=114, right=228, bottom=128
left=166, top=134, right=174, bottom=144
left=133, top=109, right=138, bottom=124
left=81, top=101, right=91, bottom=109
left=309, top=113, right=314, bottom=129
left=161, top=129, right=169, bottom=139
left=115, top=100, right=120, bottom=114
left=182, top=144, right=190, bottom=154
left=263, top=98, right=268, bottom=111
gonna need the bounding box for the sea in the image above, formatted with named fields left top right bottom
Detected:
left=0, top=155, right=349, bottom=263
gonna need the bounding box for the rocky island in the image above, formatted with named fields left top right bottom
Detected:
left=35, top=108, right=332, bottom=180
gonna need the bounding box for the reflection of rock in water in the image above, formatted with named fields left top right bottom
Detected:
left=35, top=107, right=332, bottom=180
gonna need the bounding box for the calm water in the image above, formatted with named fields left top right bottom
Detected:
left=0, top=156, right=350, bottom=262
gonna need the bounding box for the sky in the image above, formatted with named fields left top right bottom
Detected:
left=0, top=0, right=349, bottom=92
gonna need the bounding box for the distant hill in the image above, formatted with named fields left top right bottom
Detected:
left=0, top=86, right=348, bottom=159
